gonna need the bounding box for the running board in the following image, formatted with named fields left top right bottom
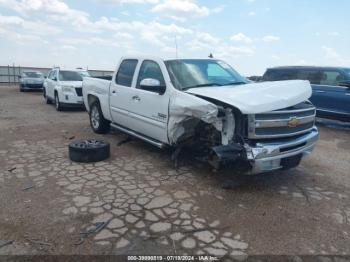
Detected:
left=111, top=123, right=166, bottom=149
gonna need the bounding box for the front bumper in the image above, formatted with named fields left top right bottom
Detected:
left=245, top=127, right=319, bottom=174
left=20, top=83, right=43, bottom=90
left=59, top=91, right=84, bottom=106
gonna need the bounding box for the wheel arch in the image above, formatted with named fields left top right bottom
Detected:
left=86, top=92, right=111, bottom=121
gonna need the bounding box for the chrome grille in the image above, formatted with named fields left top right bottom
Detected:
left=248, top=102, right=316, bottom=139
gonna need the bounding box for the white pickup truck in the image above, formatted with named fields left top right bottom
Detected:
left=83, top=56, right=318, bottom=174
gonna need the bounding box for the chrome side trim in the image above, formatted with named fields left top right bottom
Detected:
left=317, top=108, right=350, bottom=116
left=111, top=123, right=166, bottom=149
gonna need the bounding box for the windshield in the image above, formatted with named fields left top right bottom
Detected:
left=23, top=72, right=43, bottom=78
left=165, top=59, right=248, bottom=90
left=59, top=71, right=83, bottom=81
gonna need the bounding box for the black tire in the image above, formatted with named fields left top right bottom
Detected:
left=89, top=101, right=110, bottom=134
left=43, top=88, right=52, bottom=104
left=19, top=86, right=24, bottom=92
left=54, top=92, right=63, bottom=111
left=69, top=139, right=110, bottom=163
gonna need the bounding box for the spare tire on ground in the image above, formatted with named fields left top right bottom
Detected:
left=69, top=139, right=110, bottom=163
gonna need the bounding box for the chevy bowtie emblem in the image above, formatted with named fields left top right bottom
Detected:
left=287, top=117, right=300, bottom=127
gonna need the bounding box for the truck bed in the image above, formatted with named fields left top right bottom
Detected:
left=82, top=77, right=111, bottom=119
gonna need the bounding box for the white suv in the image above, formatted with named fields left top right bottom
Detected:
left=43, top=68, right=90, bottom=111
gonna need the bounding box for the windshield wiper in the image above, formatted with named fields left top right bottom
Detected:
left=224, top=81, right=247, bottom=86
left=183, top=83, right=222, bottom=90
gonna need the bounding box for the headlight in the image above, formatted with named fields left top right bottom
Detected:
left=62, top=86, right=74, bottom=92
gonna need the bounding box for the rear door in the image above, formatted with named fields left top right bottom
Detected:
left=310, top=69, right=350, bottom=118
left=109, top=59, right=139, bottom=129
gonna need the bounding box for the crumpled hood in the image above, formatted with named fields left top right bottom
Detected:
left=185, top=80, right=312, bottom=114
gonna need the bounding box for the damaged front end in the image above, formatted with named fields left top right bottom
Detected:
left=168, top=91, right=319, bottom=175
left=168, top=91, right=249, bottom=171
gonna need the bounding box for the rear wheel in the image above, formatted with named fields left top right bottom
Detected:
left=89, top=101, right=110, bottom=134
left=54, top=92, right=63, bottom=111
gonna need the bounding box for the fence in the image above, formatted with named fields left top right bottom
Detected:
left=0, top=65, right=114, bottom=84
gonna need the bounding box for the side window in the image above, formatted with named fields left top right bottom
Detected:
left=320, top=70, right=344, bottom=86
left=116, top=59, right=138, bottom=87
left=297, top=70, right=322, bottom=84
left=263, top=69, right=297, bottom=81
left=47, top=71, right=53, bottom=79
left=52, top=70, right=57, bottom=80
left=136, top=60, right=165, bottom=90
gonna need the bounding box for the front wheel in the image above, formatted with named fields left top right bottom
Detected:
left=89, top=101, right=110, bottom=134
left=43, top=88, right=51, bottom=104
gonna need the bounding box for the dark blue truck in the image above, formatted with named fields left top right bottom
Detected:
left=262, top=66, right=350, bottom=122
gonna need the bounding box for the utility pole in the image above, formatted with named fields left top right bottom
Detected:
left=175, top=36, right=178, bottom=58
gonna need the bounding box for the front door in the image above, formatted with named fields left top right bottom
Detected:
left=311, top=70, right=350, bottom=119
left=128, top=59, right=169, bottom=143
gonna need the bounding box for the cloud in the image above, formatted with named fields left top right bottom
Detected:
left=0, top=14, right=61, bottom=35
left=322, top=46, right=350, bottom=66
left=328, top=32, right=340, bottom=37
left=248, top=11, right=256, bottom=16
left=0, top=0, right=94, bottom=35
left=212, top=5, right=225, bottom=14
left=187, top=31, right=255, bottom=58
left=230, top=33, right=253, bottom=44
left=0, top=0, right=88, bottom=19
left=262, top=35, right=280, bottom=42
left=151, top=0, right=210, bottom=20
left=96, top=0, right=158, bottom=4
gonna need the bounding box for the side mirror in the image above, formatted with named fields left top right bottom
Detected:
left=140, top=78, right=166, bottom=94
left=338, top=80, right=350, bottom=88
left=53, top=77, right=57, bottom=81
left=44, top=76, right=47, bottom=79
left=18, top=75, right=21, bottom=79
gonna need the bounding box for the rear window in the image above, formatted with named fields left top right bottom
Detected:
left=263, top=69, right=298, bottom=81
left=116, top=59, right=138, bottom=87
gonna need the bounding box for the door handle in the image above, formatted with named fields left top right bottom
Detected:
left=132, top=95, right=141, bottom=101
left=112, top=90, right=116, bottom=94
left=315, top=90, right=325, bottom=93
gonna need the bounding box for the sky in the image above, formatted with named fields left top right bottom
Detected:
left=0, top=0, right=349, bottom=76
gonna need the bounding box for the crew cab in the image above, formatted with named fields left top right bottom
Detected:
left=83, top=57, right=319, bottom=174
left=43, top=68, right=90, bottom=111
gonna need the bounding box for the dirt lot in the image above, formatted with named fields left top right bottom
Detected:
left=0, top=85, right=350, bottom=258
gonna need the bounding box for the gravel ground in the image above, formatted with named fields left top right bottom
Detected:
left=0, top=85, right=350, bottom=259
